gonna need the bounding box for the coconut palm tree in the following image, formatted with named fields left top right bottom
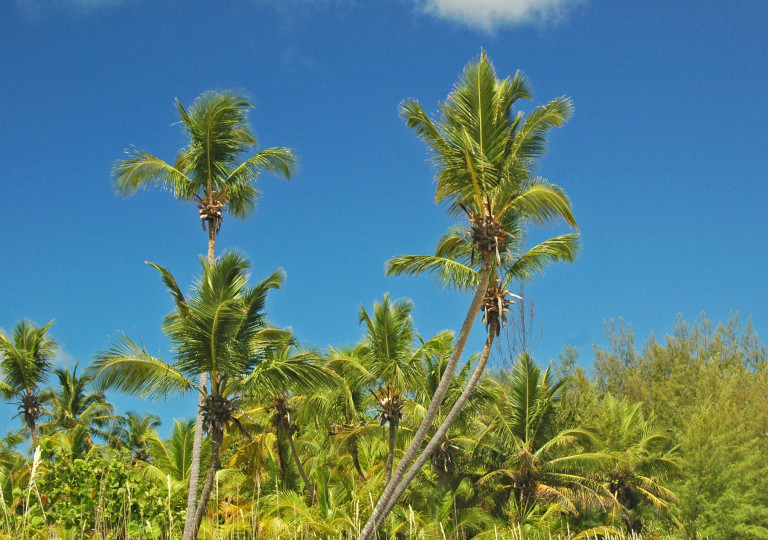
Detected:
left=475, top=354, right=608, bottom=533
left=590, top=396, right=681, bottom=533
left=109, top=411, right=162, bottom=465
left=309, top=345, right=376, bottom=481
left=40, top=363, right=113, bottom=451
left=358, top=294, right=453, bottom=482
left=113, top=90, right=298, bottom=266
left=359, top=51, right=578, bottom=538
left=113, top=90, right=297, bottom=539
left=90, top=251, right=282, bottom=538
left=0, top=320, right=57, bottom=448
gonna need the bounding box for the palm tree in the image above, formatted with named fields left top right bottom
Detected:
left=113, top=90, right=297, bottom=540
left=360, top=51, right=578, bottom=537
left=109, top=411, right=162, bottom=464
left=252, top=335, right=332, bottom=504
left=91, top=252, right=282, bottom=539
left=311, top=345, right=376, bottom=481
left=590, top=396, right=681, bottom=533
left=113, top=90, right=298, bottom=266
left=0, top=320, right=57, bottom=447
left=146, top=418, right=200, bottom=483
left=475, top=354, right=608, bottom=533
left=40, top=363, right=113, bottom=450
left=358, top=294, right=453, bottom=482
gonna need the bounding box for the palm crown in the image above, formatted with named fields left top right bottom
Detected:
left=0, top=320, right=57, bottom=445
left=113, top=90, right=298, bottom=239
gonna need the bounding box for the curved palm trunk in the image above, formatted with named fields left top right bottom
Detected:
left=182, top=381, right=207, bottom=540
left=285, top=426, right=316, bottom=504
left=359, top=256, right=492, bottom=540
left=182, top=226, right=216, bottom=540
left=349, top=438, right=368, bottom=480
left=379, top=319, right=498, bottom=521
left=192, top=427, right=223, bottom=535
left=384, top=419, right=398, bottom=483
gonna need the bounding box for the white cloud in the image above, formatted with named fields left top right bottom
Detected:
left=414, top=0, right=580, bottom=31
left=52, top=346, right=76, bottom=367
left=16, top=0, right=126, bottom=18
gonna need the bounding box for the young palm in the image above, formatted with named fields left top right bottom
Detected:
left=359, top=52, right=577, bottom=538
left=109, top=411, right=162, bottom=465
left=247, top=334, right=333, bottom=504
left=91, top=252, right=282, bottom=539
left=475, top=354, right=608, bottom=531
left=40, top=363, right=114, bottom=450
left=310, top=345, right=376, bottom=481
left=0, top=320, right=57, bottom=448
left=358, top=294, right=453, bottom=483
left=591, top=396, right=681, bottom=533
left=113, top=90, right=297, bottom=539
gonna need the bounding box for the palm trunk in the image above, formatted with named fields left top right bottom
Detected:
left=182, top=382, right=207, bottom=540
left=350, top=437, right=368, bottom=480
left=182, top=225, right=216, bottom=540
left=384, top=419, right=397, bottom=483
left=286, top=425, right=316, bottom=504
left=29, top=419, right=38, bottom=448
left=379, top=319, right=498, bottom=521
left=275, top=431, right=286, bottom=483
left=359, top=255, right=492, bottom=540
left=192, top=427, right=223, bottom=534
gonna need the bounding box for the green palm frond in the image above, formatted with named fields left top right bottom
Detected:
left=241, top=343, right=335, bottom=397
left=90, top=333, right=197, bottom=399
left=112, top=149, right=193, bottom=198
left=507, top=233, right=581, bottom=282
left=224, top=148, right=298, bottom=218
left=505, top=178, right=577, bottom=229
left=386, top=254, right=479, bottom=291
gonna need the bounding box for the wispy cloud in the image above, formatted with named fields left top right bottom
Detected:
left=52, top=346, right=76, bottom=367
left=16, top=0, right=127, bottom=18
left=414, top=0, right=580, bottom=31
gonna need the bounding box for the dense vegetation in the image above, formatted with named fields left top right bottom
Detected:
left=2, top=53, right=765, bottom=539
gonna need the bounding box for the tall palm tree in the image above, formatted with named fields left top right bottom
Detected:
left=358, top=294, right=453, bottom=482
left=113, top=90, right=297, bottom=540
left=360, top=52, right=577, bottom=537
left=0, top=320, right=57, bottom=447
left=40, top=363, right=113, bottom=450
left=91, top=252, right=282, bottom=539
left=113, top=90, right=298, bottom=266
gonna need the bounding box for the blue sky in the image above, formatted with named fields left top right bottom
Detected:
left=1, top=0, right=767, bottom=436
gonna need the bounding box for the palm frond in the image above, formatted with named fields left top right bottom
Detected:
left=90, top=333, right=196, bottom=399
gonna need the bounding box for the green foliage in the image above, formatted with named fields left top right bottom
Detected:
left=36, top=444, right=183, bottom=539
left=578, top=312, right=768, bottom=537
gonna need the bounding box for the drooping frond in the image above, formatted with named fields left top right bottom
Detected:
left=112, top=149, right=192, bottom=198
left=90, top=333, right=196, bottom=399
left=506, top=178, right=577, bottom=229
left=507, top=233, right=581, bottom=282
left=224, top=147, right=298, bottom=219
